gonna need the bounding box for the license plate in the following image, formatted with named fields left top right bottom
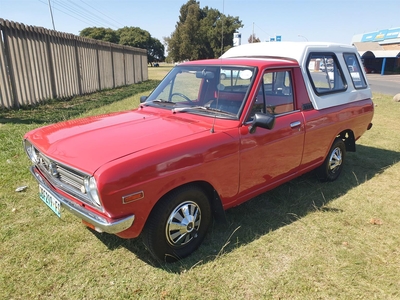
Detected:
left=39, top=184, right=61, bottom=217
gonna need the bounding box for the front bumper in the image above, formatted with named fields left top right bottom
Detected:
left=30, top=166, right=135, bottom=234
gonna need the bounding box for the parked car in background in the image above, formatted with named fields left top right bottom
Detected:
left=24, top=42, right=373, bottom=262
left=219, top=69, right=241, bottom=79
left=320, top=62, right=333, bottom=72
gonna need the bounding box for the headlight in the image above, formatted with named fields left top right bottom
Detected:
left=24, top=140, right=39, bottom=164
left=84, top=176, right=102, bottom=207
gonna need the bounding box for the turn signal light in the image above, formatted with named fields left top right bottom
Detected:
left=122, top=191, right=144, bottom=204
left=82, top=220, right=103, bottom=233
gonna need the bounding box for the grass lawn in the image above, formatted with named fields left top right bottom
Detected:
left=1, top=65, right=399, bottom=299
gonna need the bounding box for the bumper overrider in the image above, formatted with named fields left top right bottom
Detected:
left=30, top=166, right=135, bottom=234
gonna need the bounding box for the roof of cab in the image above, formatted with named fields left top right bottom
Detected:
left=221, top=42, right=358, bottom=65
left=180, top=57, right=299, bottom=68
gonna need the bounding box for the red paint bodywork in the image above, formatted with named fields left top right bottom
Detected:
left=24, top=57, right=374, bottom=239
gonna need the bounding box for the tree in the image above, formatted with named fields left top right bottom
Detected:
left=248, top=34, right=261, bottom=43
left=79, top=26, right=165, bottom=65
left=164, top=0, right=202, bottom=62
left=79, top=27, right=119, bottom=43
left=147, top=37, right=165, bottom=64
left=117, top=27, right=165, bottom=65
left=165, top=0, right=243, bottom=62
left=117, top=27, right=150, bottom=49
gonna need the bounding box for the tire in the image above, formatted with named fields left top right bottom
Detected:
left=142, top=185, right=212, bottom=262
left=316, top=138, right=346, bottom=182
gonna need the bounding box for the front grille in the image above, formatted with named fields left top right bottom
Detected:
left=57, top=165, right=85, bottom=191
left=34, top=150, right=98, bottom=209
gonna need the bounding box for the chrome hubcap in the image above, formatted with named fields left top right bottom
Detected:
left=329, top=147, right=342, bottom=173
left=166, top=201, right=201, bottom=246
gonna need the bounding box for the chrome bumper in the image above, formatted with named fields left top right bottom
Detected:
left=30, top=166, right=135, bottom=234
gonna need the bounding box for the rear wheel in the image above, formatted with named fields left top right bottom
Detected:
left=142, top=185, right=211, bottom=262
left=316, top=138, right=346, bottom=182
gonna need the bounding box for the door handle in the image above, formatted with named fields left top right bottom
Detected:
left=290, top=121, right=301, bottom=128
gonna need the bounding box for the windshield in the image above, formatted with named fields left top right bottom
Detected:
left=144, top=65, right=256, bottom=119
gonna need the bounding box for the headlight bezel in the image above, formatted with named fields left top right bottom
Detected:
left=84, top=176, right=102, bottom=208
left=24, top=140, right=39, bottom=164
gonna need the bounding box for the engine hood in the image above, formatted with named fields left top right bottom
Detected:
left=25, top=109, right=212, bottom=174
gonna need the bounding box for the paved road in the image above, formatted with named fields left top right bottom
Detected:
left=366, top=74, right=400, bottom=96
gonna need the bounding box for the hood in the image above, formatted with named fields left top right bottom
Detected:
left=25, top=109, right=211, bottom=174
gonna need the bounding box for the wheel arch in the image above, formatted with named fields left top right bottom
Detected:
left=150, top=181, right=226, bottom=224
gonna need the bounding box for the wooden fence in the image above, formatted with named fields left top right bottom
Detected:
left=0, top=19, right=148, bottom=109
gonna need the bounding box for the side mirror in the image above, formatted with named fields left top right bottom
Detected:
left=249, top=112, right=275, bottom=134
left=140, top=96, right=148, bottom=103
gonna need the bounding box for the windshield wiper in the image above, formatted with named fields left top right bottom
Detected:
left=145, top=99, right=176, bottom=105
left=172, top=106, right=236, bottom=116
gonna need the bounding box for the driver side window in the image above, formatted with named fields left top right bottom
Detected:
left=249, top=70, right=295, bottom=119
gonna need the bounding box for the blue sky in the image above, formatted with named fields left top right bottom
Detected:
left=1, top=0, right=399, bottom=46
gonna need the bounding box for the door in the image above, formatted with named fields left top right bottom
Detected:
left=239, top=69, right=305, bottom=195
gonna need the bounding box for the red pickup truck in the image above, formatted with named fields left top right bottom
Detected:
left=24, top=42, right=373, bottom=262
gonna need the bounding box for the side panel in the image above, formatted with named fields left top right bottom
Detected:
left=301, top=99, right=374, bottom=169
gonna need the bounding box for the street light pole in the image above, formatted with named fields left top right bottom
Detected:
left=298, top=34, right=308, bottom=41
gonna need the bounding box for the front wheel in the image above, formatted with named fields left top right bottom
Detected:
left=142, top=185, right=211, bottom=262
left=316, top=138, right=346, bottom=182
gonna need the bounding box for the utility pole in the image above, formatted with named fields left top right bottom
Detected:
left=48, top=0, right=56, bottom=30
